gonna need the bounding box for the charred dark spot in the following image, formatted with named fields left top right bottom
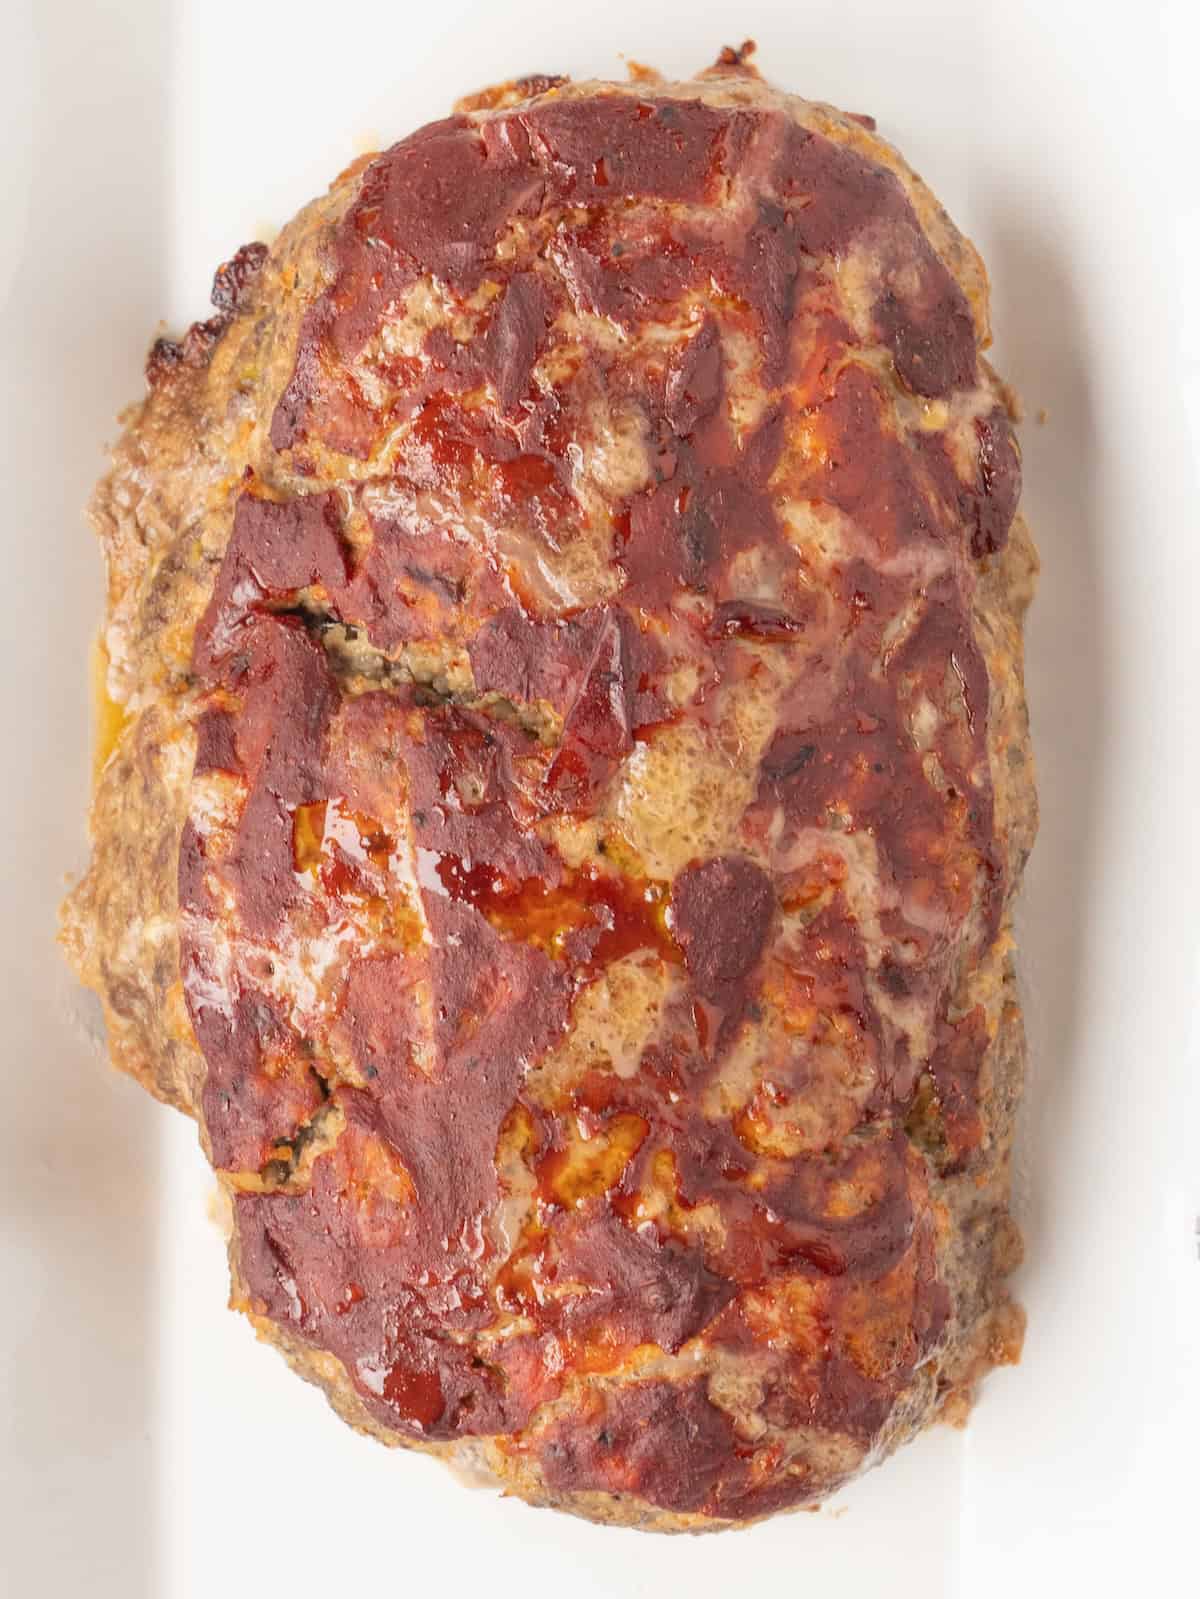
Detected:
left=763, top=737, right=816, bottom=779
left=210, top=240, right=269, bottom=314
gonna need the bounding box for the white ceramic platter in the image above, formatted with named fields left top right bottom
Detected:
left=2, top=2, right=1197, bottom=1594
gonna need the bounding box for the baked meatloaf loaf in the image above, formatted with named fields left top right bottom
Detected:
left=62, top=46, right=1037, bottom=1530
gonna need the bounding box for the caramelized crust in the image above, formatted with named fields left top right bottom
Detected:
left=62, top=49, right=1036, bottom=1530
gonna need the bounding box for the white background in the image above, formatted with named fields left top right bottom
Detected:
left=2, top=2, right=1197, bottom=1594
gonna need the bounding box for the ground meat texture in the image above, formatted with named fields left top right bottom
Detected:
left=61, top=46, right=1037, bottom=1533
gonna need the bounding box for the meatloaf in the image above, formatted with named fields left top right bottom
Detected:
left=61, top=45, right=1037, bottom=1530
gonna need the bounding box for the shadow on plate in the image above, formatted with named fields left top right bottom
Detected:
left=983, top=200, right=1110, bottom=1282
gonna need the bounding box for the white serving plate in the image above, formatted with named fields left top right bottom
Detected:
left=3, top=2, right=1197, bottom=1594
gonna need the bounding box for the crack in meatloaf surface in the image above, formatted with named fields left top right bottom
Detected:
left=61, top=46, right=1037, bottom=1531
